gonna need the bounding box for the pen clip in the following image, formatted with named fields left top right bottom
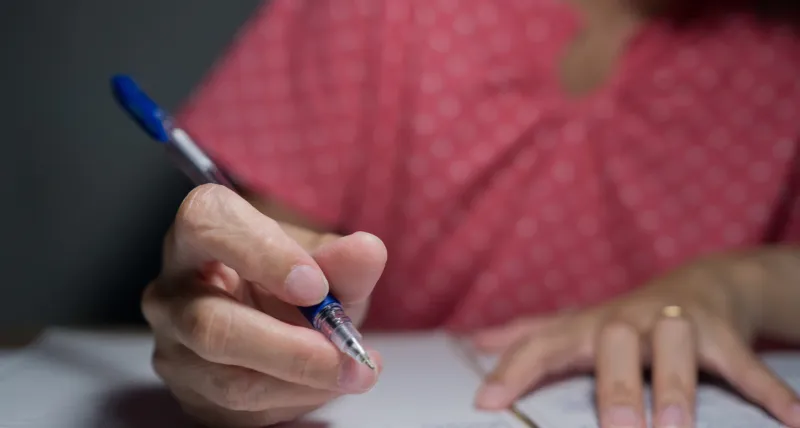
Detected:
left=110, top=74, right=171, bottom=143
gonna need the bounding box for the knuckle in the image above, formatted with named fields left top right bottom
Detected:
left=659, top=372, right=693, bottom=397
left=598, top=320, right=639, bottom=342
left=179, top=299, right=233, bottom=361
left=140, top=280, right=169, bottom=329
left=216, top=374, right=262, bottom=411
left=738, top=364, right=764, bottom=389
left=700, top=323, right=743, bottom=372
left=598, top=381, right=639, bottom=403
left=150, top=348, right=173, bottom=382
left=288, top=347, right=334, bottom=387
left=174, top=184, right=225, bottom=239
left=492, top=340, right=542, bottom=383
left=140, top=282, right=159, bottom=326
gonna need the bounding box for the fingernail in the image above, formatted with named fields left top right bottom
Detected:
left=657, top=404, right=684, bottom=427
left=475, top=383, right=511, bottom=409
left=284, top=265, right=328, bottom=303
left=338, top=352, right=379, bottom=393
left=605, top=406, right=639, bottom=428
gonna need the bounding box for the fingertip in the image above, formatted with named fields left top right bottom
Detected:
left=354, top=231, right=385, bottom=247
left=338, top=354, right=380, bottom=394
left=351, top=231, right=388, bottom=267
left=313, top=231, right=386, bottom=306
left=786, top=402, right=800, bottom=427
left=475, top=382, right=514, bottom=410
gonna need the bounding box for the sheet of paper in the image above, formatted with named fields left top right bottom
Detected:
left=0, top=329, right=523, bottom=428
left=471, top=351, right=800, bottom=428
left=4, top=328, right=799, bottom=428
left=0, top=329, right=195, bottom=428
left=290, top=331, right=524, bottom=428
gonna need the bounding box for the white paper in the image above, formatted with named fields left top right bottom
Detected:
left=0, top=329, right=194, bottom=428
left=476, top=352, right=800, bottom=428
left=1, top=329, right=799, bottom=428
left=290, top=332, right=522, bottom=428
left=0, top=329, right=522, bottom=428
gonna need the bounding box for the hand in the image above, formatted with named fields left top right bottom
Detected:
left=471, top=260, right=800, bottom=428
left=141, top=184, right=387, bottom=427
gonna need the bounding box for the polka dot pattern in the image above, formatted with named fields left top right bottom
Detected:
left=179, top=0, right=800, bottom=332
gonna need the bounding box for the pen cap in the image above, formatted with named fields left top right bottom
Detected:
left=110, top=74, right=171, bottom=142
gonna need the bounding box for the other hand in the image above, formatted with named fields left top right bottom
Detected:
left=141, top=184, right=387, bottom=427
left=471, top=259, right=800, bottom=428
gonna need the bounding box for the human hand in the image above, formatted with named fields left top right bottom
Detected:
left=141, top=184, right=387, bottom=427
left=470, top=260, right=800, bottom=428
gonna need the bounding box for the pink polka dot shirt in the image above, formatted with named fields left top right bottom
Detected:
left=179, top=0, right=800, bottom=332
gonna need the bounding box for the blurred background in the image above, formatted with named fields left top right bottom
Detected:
left=2, top=0, right=262, bottom=326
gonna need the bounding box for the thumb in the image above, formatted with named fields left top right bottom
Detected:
left=312, top=232, right=387, bottom=322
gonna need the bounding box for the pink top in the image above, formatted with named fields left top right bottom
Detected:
left=179, top=0, right=800, bottom=332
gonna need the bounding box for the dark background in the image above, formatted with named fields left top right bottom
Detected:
left=2, top=0, right=262, bottom=326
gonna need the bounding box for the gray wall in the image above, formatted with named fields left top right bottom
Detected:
left=2, top=0, right=261, bottom=325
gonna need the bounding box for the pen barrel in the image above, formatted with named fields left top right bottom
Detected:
left=313, top=304, right=363, bottom=354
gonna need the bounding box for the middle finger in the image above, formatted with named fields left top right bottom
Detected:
left=149, top=281, right=378, bottom=393
left=596, top=321, right=646, bottom=428
left=153, top=340, right=345, bottom=411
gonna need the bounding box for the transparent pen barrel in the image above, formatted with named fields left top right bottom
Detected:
left=312, top=304, right=368, bottom=363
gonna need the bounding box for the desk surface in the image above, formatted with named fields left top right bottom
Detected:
left=0, top=327, right=150, bottom=350
left=0, top=330, right=42, bottom=349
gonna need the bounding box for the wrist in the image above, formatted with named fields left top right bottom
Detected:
left=697, top=247, right=800, bottom=343
left=719, top=252, right=769, bottom=341
left=682, top=251, right=767, bottom=342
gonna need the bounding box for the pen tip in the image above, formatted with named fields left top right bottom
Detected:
left=364, top=358, right=376, bottom=370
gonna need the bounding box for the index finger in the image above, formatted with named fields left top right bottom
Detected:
left=165, top=184, right=329, bottom=306
left=709, top=330, right=800, bottom=427
left=145, top=279, right=379, bottom=393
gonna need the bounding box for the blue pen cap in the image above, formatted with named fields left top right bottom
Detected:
left=110, top=74, right=170, bottom=142
left=298, top=294, right=341, bottom=323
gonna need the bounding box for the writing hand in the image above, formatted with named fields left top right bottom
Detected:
left=141, top=184, right=387, bottom=427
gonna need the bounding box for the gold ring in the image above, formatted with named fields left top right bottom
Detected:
left=661, top=305, right=683, bottom=318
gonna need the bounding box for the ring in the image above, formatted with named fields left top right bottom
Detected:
left=661, top=305, right=683, bottom=318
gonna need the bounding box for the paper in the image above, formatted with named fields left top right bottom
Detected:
left=0, top=329, right=798, bottom=428
left=0, top=329, right=195, bottom=428
left=497, top=354, right=800, bottom=428
left=0, top=329, right=521, bottom=428
left=290, top=332, right=522, bottom=428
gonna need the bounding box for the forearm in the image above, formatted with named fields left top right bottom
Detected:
left=725, top=246, right=800, bottom=343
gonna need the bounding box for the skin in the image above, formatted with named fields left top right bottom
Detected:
left=471, top=248, right=800, bottom=428
left=143, top=184, right=800, bottom=428
left=142, top=184, right=383, bottom=427
left=142, top=2, right=800, bottom=427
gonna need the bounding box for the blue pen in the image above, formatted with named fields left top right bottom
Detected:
left=111, top=74, right=375, bottom=370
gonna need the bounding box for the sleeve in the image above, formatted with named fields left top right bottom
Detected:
left=782, top=179, right=800, bottom=243
left=776, top=139, right=800, bottom=244
left=177, top=0, right=393, bottom=229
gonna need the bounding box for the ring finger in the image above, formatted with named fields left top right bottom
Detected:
left=652, top=306, right=697, bottom=428
left=153, top=339, right=341, bottom=411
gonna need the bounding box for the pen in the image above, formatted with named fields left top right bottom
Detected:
left=110, top=74, right=375, bottom=370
